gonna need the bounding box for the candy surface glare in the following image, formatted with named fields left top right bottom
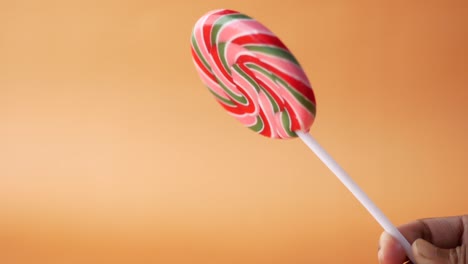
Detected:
left=191, top=9, right=316, bottom=139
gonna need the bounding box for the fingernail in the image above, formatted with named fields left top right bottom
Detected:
left=378, top=233, right=384, bottom=263
left=413, top=239, right=437, bottom=259
left=381, top=232, right=402, bottom=250
left=378, top=232, right=403, bottom=263
left=378, top=248, right=384, bottom=263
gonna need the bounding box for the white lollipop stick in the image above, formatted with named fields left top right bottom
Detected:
left=295, top=131, right=415, bottom=263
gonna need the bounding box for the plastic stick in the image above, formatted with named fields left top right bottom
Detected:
left=295, top=131, right=415, bottom=263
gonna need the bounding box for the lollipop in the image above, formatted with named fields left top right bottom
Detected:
left=191, top=9, right=415, bottom=263
left=190, top=9, right=315, bottom=139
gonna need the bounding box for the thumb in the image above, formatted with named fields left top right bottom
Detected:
left=412, top=238, right=465, bottom=264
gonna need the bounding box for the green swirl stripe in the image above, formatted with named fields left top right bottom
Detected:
left=281, top=110, right=296, bottom=137
left=243, top=45, right=300, bottom=66
left=215, top=75, right=248, bottom=105
left=275, top=75, right=316, bottom=116
left=191, top=34, right=211, bottom=72
left=232, top=64, right=261, bottom=93
left=234, top=63, right=281, bottom=113
left=211, top=14, right=253, bottom=75
left=261, top=84, right=280, bottom=113
left=247, top=67, right=281, bottom=113
left=217, top=42, right=231, bottom=75
left=210, top=14, right=252, bottom=46
left=207, top=86, right=236, bottom=107
left=249, top=116, right=264, bottom=133
left=245, top=63, right=315, bottom=115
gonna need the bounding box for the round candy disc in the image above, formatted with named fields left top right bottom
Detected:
left=191, top=9, right=316, bottom=139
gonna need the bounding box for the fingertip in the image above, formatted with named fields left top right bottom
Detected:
left=378, top=248, right=384, bottom=264
left=378, top=232, right=408, bottom=264
left=412, top=238, right=440, bottom=260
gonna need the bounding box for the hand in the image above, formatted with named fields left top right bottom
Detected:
left=378, top=215, right=467, bottom=264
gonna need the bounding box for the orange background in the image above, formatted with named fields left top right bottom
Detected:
left=1, top=1, right=467, bottom=263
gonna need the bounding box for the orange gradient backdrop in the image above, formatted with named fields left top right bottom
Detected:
left=1, top=1, right=467, bottom=263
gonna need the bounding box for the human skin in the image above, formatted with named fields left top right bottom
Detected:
left=378, top=215, right=467, bottom=264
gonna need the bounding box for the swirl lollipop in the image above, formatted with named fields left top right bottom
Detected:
left=191, top=9, right=315, bottom=139
left=191, top=9, right=415, bottom=263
